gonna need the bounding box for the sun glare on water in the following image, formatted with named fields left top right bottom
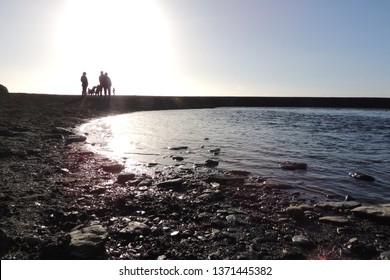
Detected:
left=55, top=0, right=186, bottom=95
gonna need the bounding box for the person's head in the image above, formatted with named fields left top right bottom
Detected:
left=83, top=72, right=86, bottom=75
left=100, top=71, right=103, bottom=74
left=105, top=72, right=108, bottom=76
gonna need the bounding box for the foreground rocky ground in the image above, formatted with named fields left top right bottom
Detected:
left=1, top=93, right=389, bottom=260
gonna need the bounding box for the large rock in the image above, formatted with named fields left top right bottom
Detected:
left=68, top=225, right=108, bottom=259
left=351, top=204, right=390, bottom=222
left=0, top=84, right=9, bottom=95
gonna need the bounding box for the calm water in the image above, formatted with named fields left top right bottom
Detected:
left=80, top=107, right=390, bottom=204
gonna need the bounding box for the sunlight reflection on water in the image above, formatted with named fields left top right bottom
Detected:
left=80, top=107, right=390, bottom=204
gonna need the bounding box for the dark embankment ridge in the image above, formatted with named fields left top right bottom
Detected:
left=3, top=93, right=390, bottom=115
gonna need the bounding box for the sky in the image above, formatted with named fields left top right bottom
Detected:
left=0, top=0, right=390, bottom=97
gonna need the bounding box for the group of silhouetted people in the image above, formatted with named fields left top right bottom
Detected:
left=81, top=71, right=114, bottom=97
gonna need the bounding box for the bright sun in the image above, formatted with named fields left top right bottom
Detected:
left=55, top=0, right=185, bottom=95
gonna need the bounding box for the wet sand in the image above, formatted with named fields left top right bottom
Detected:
left=1, top=93, right=389, bottom=260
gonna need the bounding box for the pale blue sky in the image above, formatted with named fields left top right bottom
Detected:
left=1, top=0, right=389, bottom=96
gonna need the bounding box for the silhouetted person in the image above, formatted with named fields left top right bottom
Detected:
left=98, top=71, right=105, bottom=96
left=81, top=72, right=88, bottom=95
left=103, top=72, right=112, bottom=96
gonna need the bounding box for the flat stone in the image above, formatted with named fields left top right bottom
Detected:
left=168, top=146, right=188, bottom=150
left=43, top=133, right=64, bottom=140
left=319, top=216, right=350, bottom=225
left=117, top=173, right=136, bottom=184
left=69, top=225, right=108, bottom=259
left=316, top=201, right=361, bottom=210
left=51, top=127, right=74, bottom=136
left=120, top=221, right=151, bottom=236
left=292, top=235, right=311, bottom=246
left=66, top=135, right=87, bottom=143
left=157, top=178, right=184, bottom=188
left=351, top=204, right=390, bottom=221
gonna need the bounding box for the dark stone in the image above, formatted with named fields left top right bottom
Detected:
left=280, top=161, right=307, bottom=170
left=349, top=172, right=375, bottom=182
left=227, top=170, right=251, bottom=177
left=102, top=163, right=125, bottom=173
left=66, top=135, right=87, bottom=143
left=172, top=156, right=184, bottom=161
left=51, top=127, right=74, bottom=136
left=168, top=146, right=188, bottom=150
left=208, top=148, right=221, bottom=154
left=205, top=159, right=219, bottom=167
left=43, top=133, right=64, bottom=140
left=117, top=173, right=136, bottom=184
